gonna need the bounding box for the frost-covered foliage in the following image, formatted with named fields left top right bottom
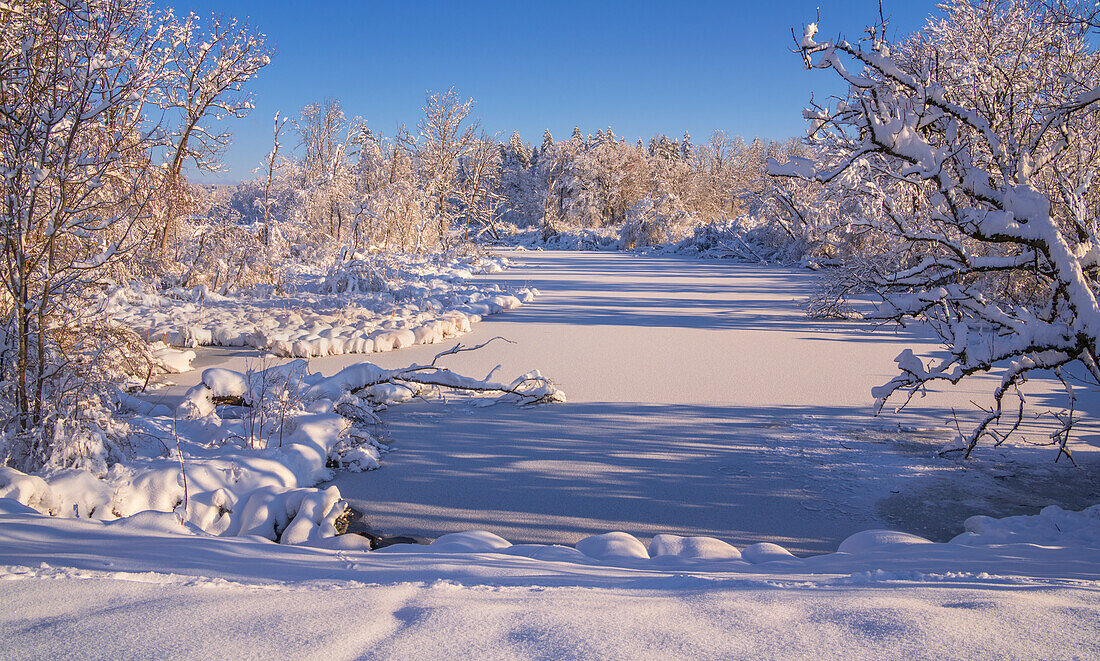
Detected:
left=493, top=223, right=623, bottom=251
left=666, top=215, right=821, bottom=264
left=493, top=128, right=803, bottom=244
left=773, top=0, right=1100, bottom=458
left=0, top=352, right=564, bottom=544
left=216, top=92, right=507, bottom=258
left=619, top=195, right=697, bottom=250
left=0, top=0, right=174, bottom=472
left=154, top=11, right=269, bottom=253
left=0, top=0, right=279, bottom=473
left=0, top=312, right=200, bottom=474
left=198, top=92, right=817, bottom=263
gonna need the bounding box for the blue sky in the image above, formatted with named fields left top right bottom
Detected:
left=157, top=1, right=941, bottom=182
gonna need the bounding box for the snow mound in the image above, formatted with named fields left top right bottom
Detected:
left=575, top=532, right=649, bottom=560
left=0, top=497, right=39, bottom=516
left=503, top=544, right=590, bottom=562
left=148, top=342, right=196, bottom=374
left=105, top=510, right=200, bottom=536
left=329, top=445, right=381, bottom=472
left=837, top=530, right=933, bottom=553
left=299, top=532, right=374, bottom=551
left=0, top=468, right=57, bottom=515
left=426, top=531, right=512, bottom=553
left=649, top=534, right=742, bottom=560
left=951, top=504, right=1100, bottom=547
left=741, top=542, right=799, bottom=564
left=225, top=486, right=346, bottom=545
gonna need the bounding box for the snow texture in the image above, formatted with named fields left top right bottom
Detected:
left=107, top=253, right=536, bottom=359
left=0, top=500, right=1099, bottom=658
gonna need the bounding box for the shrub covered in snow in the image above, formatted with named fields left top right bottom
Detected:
left=0, top=350, right=565, bottom=545
left=0, top=318, right=191, bottom=475
left=491, top=222, right=622, bottom=251
left=619, top=195, right=697, bottom=250
left=662, top=215, right=821, bottom=264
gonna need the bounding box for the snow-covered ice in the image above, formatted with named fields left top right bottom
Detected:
left=318, top=251, right=1099, bottom=553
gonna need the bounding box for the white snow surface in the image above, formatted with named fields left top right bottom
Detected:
left=1, top=499, right=1098, bottom=658
left=4, top=250, right=1100, bottom=656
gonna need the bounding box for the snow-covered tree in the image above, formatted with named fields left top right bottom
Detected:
left=454, top=134, right=504, bottom=241
left=541, top=129, right=554, bottom=154
left=774, top=0, right=1100, bottom=459
left=680, top=131, right=693, bottom=161
left=499, top=132, right=541, bottom=226
left=415, top=89, right=480, bottom=248
left=0, top=0, right=172, bottom=469
left=156, top=12, right=269, bottom=253
left=261, top=111, right=290, bottom=245
left=294, top=99, right=362, bottom=247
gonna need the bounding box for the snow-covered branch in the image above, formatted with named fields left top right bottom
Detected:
left=778, top=0, right=1100, bottom=457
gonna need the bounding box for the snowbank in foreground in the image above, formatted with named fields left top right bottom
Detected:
left=0, top=501, right=1096, bottom=657
left=107, top=253, right=538, bottom=360
left=952, top=505, right=1100, bottom=547
left=4, top=527, right=1095, bottom=661
left=366, top=504, right=1100, bottom=566
left=2, top=499, right=1097, bottom=578
left=1, top=480, right=1096, bottom=569
left=0, top=357, right=565, bottom=545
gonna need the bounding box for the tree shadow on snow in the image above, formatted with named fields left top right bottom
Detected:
left=329, top=400, right=1100, bottom=556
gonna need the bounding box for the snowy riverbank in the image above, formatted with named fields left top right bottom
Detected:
left=1, top=497, right=1098, bottom=658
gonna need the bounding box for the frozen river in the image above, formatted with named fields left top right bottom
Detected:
left=178, top=251, right=1100, bottom=555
